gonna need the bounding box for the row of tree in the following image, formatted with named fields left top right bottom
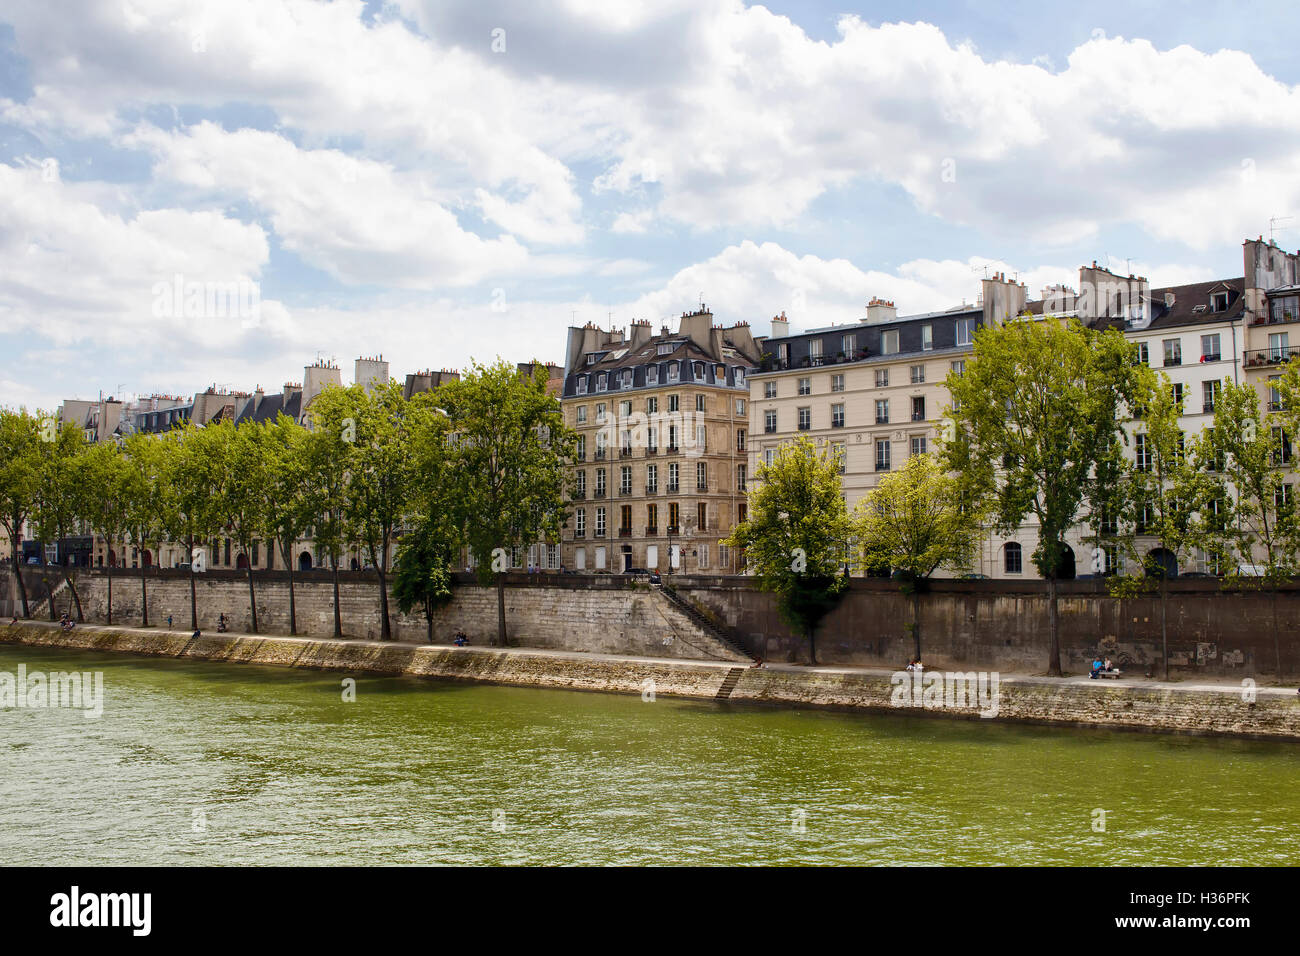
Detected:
left=0, top=361, right=572, bottom=645
left=731, top=317, right=1300, bottom=677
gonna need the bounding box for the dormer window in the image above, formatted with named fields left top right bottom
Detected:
left=734, top=368, right=745, bottom=387
left=657, top=343, right=672, bottom=355
left=647, top=366, right=659, bottom=385
left=596, top=374, right=607, bottom=392
left=621, top=370, right=633, bottom=389
left=692, top=361, right=706, bottom=380
left=667, top=365, right=679, bottom=383
left=586, top=353, right=597, bottom=364
left=576, top=378, right=588, bottom=395
left=1211, top=292, right=1229, bottom=313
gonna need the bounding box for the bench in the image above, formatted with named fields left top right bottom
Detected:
left=1098, top=669, right=1122, bottom=679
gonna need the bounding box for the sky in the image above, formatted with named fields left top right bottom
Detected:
left=2, top=0, right=1299, bottom=411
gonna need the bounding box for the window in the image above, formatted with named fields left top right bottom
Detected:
left=595, top=431, right=607, bottom=459
left=1269, top=331, right=1290, bottom=362
left=921, top=324, right=933, bottom=351
left=831, top=373, right=844, bottom=393
left=597, top=374, right=607, bottom=392
left=1211, top=291, right=1229, bottom=313
left=1171, top=382, right=1184, bottom=411
left=956, top=318, right=974, bottom=346
left=596, top=403, right=607, bottom=423
left=735, top=398, right=746, bottom=415
left=734, top=368, right=745, bottom=388
left=765, top=410, right=777, bottom=433
left=831, top=403, right=845, bottom=428
left=910, top=365, right=925, bottom=384
left=576, top=406, right=587, bottom=424
left=576, top=377, right=588, bottom=395
left=875, top=399, right=889, bottom=424
left=1276, top=485, right=1294, bottom=513
left=1135, top=342, right=1150, bottom=366
left=1270, top=376, right=1283, bottom=411
left=595, top=507, right=606, bottom=538
left=596, top=468, right=607, bottom=496
left=1273, top=426, right=1292, bottom=465
left=1201, top=334, right=1221, bottom=362
left=619, top=505, right=632, bottom=534
left=692, top=361, right=705, bottom=381
left=696, top=394, right=706, bottom=412
left=798, top=407, right=811, bottom=430
left=647, top=366, right=659, bottom=385
left=1004, top=542, right=1023, bottom=574
left=881, top=330, right=899, bottom=355
left=647, top=396, right=658, bottom=413
left=1203, top=380, right=1220, bottom=413
left=738, top=503, right=748, bottom=524
left=911, top=436, right=927, bottom=456
left=764, top=449, right=775, bottom=467
left=619, top=400, right=632, bottom=418
left=911, top=396, right=926, bottom=421
left=668, top=502, right=680, bottom=532
left=875, top=439, right=892, bottom=471
left=736, top=429, right=746, bottom=451
left=798, top=377, right=811, bottom=395
left=667, top=365, right=679, bottom=383
left=764, top=381, right=777, bottom=399
left=646, top=464, right=658, bottom=494
left=1135, top=433, right=1150, bottom=472
left=575, top=471, right=586, bottom=498
left=621, top=369, right=633, bottom=390
left=950, top=360, right=965, bottom=375
left=657, top=343, right=672, bottom=355
left=697, top=502, right=707, bottom=531
left=575, top=509, right=586, bottom=537
left=832, top=442, right=846, bottom=474
left=696, top=461, right=707, bottom=491
left=736, top=464, right=747, bottom=492
left=620, top=466, right=632, bottom=495
left=841, top=333, right=857, bottom=355
left=647, top=425, right=658, bottom=453
left=668, top=463, right=680, bottom=493
left=809, top=340, right=823, bottom=364
left=668, top=424, right=679, bottom=450
left=647, top=503, right=658, bottom=531
left=875, top=368, right=889, bottom=388
left=1162, top=338, right=1182, bottom=367
left=777, top=343, right=789, bottom=364
left=575, top=435, right=586, bottom=461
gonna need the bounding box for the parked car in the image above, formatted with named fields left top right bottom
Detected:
left=648, top=571, right=662, bottom=584
left=624, top=567, right=649, bottom=575
left=25, top=556, right=39, bottom=565
left=958, top=572, right=989, bottom=580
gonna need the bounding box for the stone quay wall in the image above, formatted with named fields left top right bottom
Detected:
left=4, top=622, right=1299, bottom=741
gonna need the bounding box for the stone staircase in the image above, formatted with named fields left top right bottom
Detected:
left=28, top=576, right=69, bottom=619
left=715, top=667, right=745, bottom=699
left=656, top=582, right=755, bottom=662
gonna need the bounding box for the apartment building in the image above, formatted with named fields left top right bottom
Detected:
left=560, top=308, right=761, bottom=573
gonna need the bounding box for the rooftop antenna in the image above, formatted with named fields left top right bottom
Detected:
left=1270, top=216, right=1294, bottom=242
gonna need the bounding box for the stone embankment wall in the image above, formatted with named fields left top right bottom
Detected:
left=0, top=568, right=747, bottom=663
left=672, top=575, right=1300, bottom=678
left=5, top=622, right=1298, bottom=740
left=6, top=568, right=1300, bottom=676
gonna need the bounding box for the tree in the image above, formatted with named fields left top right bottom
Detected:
left=944, top=317, right=1140, bottom=676
left=159, top=424, right=225, bottom=631
left=31, top=422, right=89, bottom=621
left=121, top=432, right=167, bottom=626
left=302, top=407, right=352, bottom=638
left=725, top=437, right=851, bottom=665
left=438, top=360, right=574, bottom=646
left=392, top=396, right=459, bottom=642
left=207, top=419, right=270, bottom=632
left=80, top=440, right=132, bottom=625
left=855, top=452, right=984, bottom=661
left=309, top=382, right=421, bottom=640
left=0, top=408, right=42, bottom=618
left=259, top=414, right=313, bottom=635
left=1200, top=377, right=1299, bottom=678
left=1109, top=370, right=1216, bottom=679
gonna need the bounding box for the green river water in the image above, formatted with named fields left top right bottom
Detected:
left=1, top=644, right=1297, bottom=865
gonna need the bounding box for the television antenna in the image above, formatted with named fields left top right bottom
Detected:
left=1270, top=216, right=1294, bottom=242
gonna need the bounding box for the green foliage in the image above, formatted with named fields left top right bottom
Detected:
left=726, top=436, right=850, bottom=661
left=856, top=452, right=984, bottom=581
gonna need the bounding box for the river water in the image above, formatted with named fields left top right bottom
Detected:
left=1, top=644, right=1296, bottom=865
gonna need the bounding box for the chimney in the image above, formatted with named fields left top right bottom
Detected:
left=770, top=311, right=789, bottom=338
left=1164, top=291, right=1175, bottom=308
left=862, top=297, right=897, bottom=325
left=982, top=274, right=1027, bottom=326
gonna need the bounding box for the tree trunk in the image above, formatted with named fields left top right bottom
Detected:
left=12, top=539, right=29, bottom=618
left=912, top=590, right=922, bottom=661
left=377, top=564, right=391, bottom=640
left=46, top=570, right=57, bottom=621
left=496, top=572, right=507, bottom=646
left=426, top=596, right=433, bottom=644
left=1273, top=588, right=1282, bottom=680
left=140, top=552, right=149, bottom=627
left=807, top=624, right=818, bottom=666
left=188, top=534, right=198, bottom=631
left=106, top=561, right=113, bottom=626
left=331, top=558, right=342, bottom=638
left=245, top=558, right=258, bottom=634
left=1047, top=573, right=1062, bottom=676
left=285, top=542, right=297, bottom=636
left=1160, top=574, right=1169, bottom=681
left=63, top=555, right=83, bottom=622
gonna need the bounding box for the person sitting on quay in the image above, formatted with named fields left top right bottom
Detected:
left=1090, top=658, right=1104, bottom=679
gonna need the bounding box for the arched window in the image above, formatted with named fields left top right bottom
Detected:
left=1004, top=542, right=1023, bottom=575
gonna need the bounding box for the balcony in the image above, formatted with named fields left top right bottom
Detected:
left=696, top=483, right=708, bottom=492
left=645, top=526, right=658, bottom=535
left=875, top=417, right=888, bottom=425
left=666, top=444, right=679, bottom=453
left=1245, top=347, right=1300, bottom=368
left=618, top=527, right=632, bottom=537
left=595, top=529, right=607, bottom=538
left=831, top=420, right=844, bottom=428
left=667, top=525, right=681, bottom=535
left=594, top=489, right=606, bottom=499
left=911, top=412, right=925, bottom=422
left=667, top=483, right=680, bottom=494
left=572, top=491, right=586, bottom=500
left=619, top=487, right=634, bottom=496
left=646, top=485, right=658, bottom=495
left=594, top=448, right=607, bottom=460
left=573, top=530, right=585, bottom=538
left=620, top=448, right=633, bottom=458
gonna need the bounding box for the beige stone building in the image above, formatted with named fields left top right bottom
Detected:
left=559, top=308, right=761, bottom=573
